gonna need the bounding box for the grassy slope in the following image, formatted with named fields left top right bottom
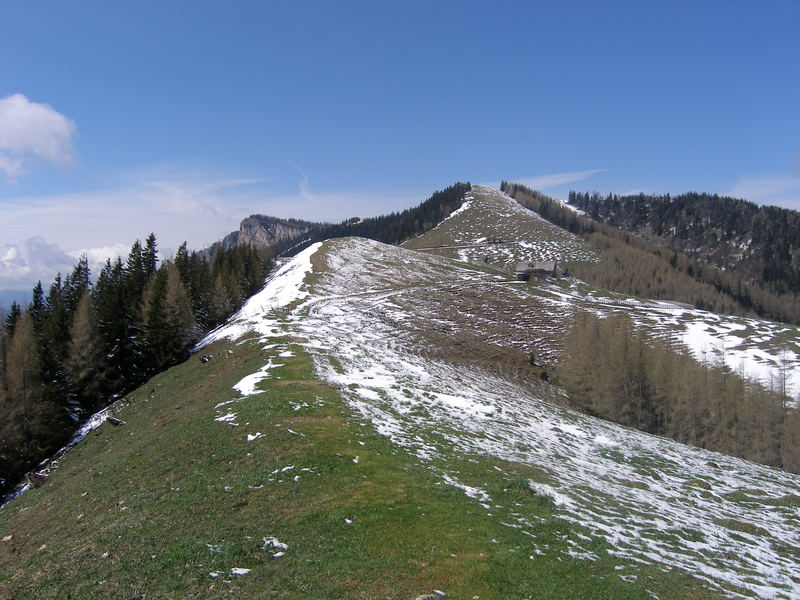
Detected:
left=402, top=185, right=595, bottom=270
left=0, top=327, right=716, bottom=599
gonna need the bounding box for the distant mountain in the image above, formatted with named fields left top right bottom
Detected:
left=568, top=191, right=800, bottom=295
left=209, top=183, right=472, bottom=257
left=210, top=215, right=321, bottom=257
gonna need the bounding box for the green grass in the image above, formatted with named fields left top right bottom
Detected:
left=0, top=335, right=723, bottom=599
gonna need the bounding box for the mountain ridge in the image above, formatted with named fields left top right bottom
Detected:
left=2, top=183, right=799, bottom=599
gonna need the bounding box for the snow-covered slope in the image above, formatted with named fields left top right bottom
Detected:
left=402, top=185, right=597, bottom=268
left=210, top=237, right=800, bottom=599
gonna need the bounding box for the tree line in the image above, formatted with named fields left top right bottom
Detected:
left=502, top=182, right=800, bottom=324
left=559, top=311, right=800, bottom=473
left=0, top=235, right=273, bottom=498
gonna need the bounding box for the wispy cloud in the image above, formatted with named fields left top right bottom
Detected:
left=0, top=163, right=427, bottom=290
left=0, top=94, right=77, bottom=183
left=513, top=169, right=606, bottom=190
left=0, top=168, right=263, bottom=255
left=728, top=175, right=800, bottom=209
left=289, top=161, right=312, bottom=199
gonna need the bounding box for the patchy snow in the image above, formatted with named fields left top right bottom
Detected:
left=197, top=242, right=321, bottom=348
left=214, top=412, right=237, bottom=423
left=682, top=319, right=799, bottom=394
left=273, top=237, right=799, bottom=599
left=233, top=357, right=284, bottom=396
left=1, top=400, right=130, bottom=508
left=403, top=186, right=597, bottom=270
left=262, top=536, right=288, bottom=558
left=442, top=474, right=493, bottom=506
left=262, top=536, right=288, bottom=550
left=193, top=222, right=800, bottom=597
left=431, top=196, right=473, bottom=229
left=230, top=568, right=251, bottom=576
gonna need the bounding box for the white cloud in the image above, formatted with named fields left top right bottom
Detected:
left=0, top=237, right=77, bottom=290
left=513, top=169, right=606, bottom=190
left=0, top=164, right=426, bottom=290
left=728, top=175, right=800, bottom=209
left=0, top=238, right=134, bottom=291
left=0, top=93, right=77, bottom=183
left=67, top=244, right=129, bottom=267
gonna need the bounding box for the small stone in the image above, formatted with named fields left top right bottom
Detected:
left=38, top=544, right=47, bottom=551
left=1, top=535, right=12, bottom=542
left=101, top=551, right=109, bottom=559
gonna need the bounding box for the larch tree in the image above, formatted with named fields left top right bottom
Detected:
left=66, top=290, right=107, bottom=414
left=162, top=261, right=197, bottom=358
left=0, top=306, right=6, bottom=385
left=4, top=312, right=68, bottom=462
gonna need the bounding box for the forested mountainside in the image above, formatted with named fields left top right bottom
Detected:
left=0, top=235, right=273, bottom=498
left=502, top=182, right=800, bottom=325
left=212, top=183, right=472, bottom=257
left=569, top=191, right=800, bottom=295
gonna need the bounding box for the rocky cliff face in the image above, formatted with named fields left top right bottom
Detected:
left=237, top=216, right=317, bottom=250
left=207, top=215, right=321, bottom=259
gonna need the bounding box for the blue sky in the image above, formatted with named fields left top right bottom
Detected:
left=1, top=1, right=799, bottom=290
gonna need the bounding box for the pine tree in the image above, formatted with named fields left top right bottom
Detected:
left=175, top=241, right=191, bottom=284
left=36, top=274, right=76, bottom=419
left=30, top=282, right=44, bottom=330
left=125, top=239, right=146, bottom=314
left=63, top=254, right=90, bottom=314
left=141, top=262, right=197, bottom=372
left=4, top=302, right=21, bottom=337
left=143, top=232, right=158, bottom=280
left=95, top=256, right=144, bottom=396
